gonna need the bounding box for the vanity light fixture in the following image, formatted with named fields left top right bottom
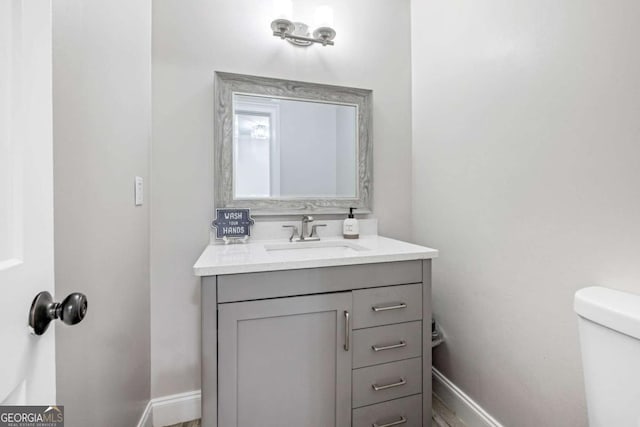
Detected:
left=271, top=3, right=336, bottom=47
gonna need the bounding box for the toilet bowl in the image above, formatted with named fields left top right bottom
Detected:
left=575, top=286, right=640, bottom=427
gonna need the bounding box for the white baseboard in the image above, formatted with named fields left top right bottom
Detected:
left=432, top=368, right=504, bottom=427
left=136, top=400, right=153, bottom=427
left=136, top=390, right=201, bottom=427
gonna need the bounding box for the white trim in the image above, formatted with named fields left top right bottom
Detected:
left=136, top=390, right=201, bottom=427
left=135, top=400, right=153, bottom=427
left=151, top=390, right=201, bottom=427
left=432, top=368, right=504, bottom=427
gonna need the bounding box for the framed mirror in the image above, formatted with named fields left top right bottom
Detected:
left=214, top=72, right=372, bottom=215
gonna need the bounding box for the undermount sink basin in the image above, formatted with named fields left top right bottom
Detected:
left=264, top=240, right=369, bottom=256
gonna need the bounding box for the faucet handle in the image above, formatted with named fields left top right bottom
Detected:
left=309, top=224, right=327, bottom=238
left=282, top=225, right=299, bottom=242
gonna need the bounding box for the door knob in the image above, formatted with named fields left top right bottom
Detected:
left=29, top=291, right=88, bottom=335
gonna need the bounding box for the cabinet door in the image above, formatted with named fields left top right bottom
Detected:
left=218, top=292, right=353, bottom=427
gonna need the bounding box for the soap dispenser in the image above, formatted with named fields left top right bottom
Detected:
left=343, top=207, right=359, bottom=239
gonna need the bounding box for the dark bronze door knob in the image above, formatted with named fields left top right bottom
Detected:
left=29, top=291, right=88, bottom=335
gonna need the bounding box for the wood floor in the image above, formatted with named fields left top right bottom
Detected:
left=164, top=421, right=200, bottom=427
left=432, top=394, right=467, bottom=427
left=164, top=395, right=465, bottom=427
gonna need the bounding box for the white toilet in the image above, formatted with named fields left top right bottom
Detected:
left=575, top=286, right=640, bottom=427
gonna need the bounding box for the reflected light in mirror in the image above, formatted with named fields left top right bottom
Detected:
left=251, top=124, right=269, bottom=140
left=234, top=111, right=272, bottom=198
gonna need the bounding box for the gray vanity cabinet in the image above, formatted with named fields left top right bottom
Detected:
left=201, top=260, right=433, bottom=427
left=217, top=292, right=353, bottom=427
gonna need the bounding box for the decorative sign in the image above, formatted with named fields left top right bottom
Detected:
left=212, top=208, right=255, bottom=243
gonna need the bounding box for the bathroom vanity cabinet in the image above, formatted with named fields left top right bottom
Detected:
left=199, top=252, right=435, bottom=427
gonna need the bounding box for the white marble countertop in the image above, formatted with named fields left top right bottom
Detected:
left=193, top=235, right=438, bottom=276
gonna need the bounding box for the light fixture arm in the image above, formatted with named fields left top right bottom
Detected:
left=272, top=30, right=335, bottom=46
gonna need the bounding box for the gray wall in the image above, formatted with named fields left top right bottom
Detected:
left=151, top=0, right=413, bottom=397
left=411, top=0, right=640, bottom=425
left=53, top=0, right=151, bottom=425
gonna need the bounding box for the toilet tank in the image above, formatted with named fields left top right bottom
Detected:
left=574, top=286, right=640, bottom=427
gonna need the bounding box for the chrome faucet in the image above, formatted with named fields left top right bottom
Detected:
left=282, top=215, right=326, bottom=242
left=301, top=215, right=314, bottom=240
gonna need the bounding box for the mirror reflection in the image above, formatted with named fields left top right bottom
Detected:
left=233, top=94, right=358, bottom=200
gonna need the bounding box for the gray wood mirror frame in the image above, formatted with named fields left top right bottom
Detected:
left=214, top=72, right=372, bottom=215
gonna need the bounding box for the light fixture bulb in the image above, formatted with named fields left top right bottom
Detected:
left=314, top=5, right=334, bottom=28
left=273, top=0, right=293, bottom=20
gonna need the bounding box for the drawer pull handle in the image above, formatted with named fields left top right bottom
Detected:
left=371, top=302, right=407, bottom=312
left=344, top=311, right=350, bottom=351
left=372, top=377, right=407, bottom=391
left=372, top=341, right=407, bottom=352
left=373, top=416, right=408, bottom=427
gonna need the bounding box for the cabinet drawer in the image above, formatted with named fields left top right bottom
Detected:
left=352, top=321, right=422, bottom=369
left=353, top=284, right=422, bottom=329
left=217, top=261, right=422, bottom=303
left=352, top=357, right=422, bottom=408
left=352, top=394, right=422, bottom=427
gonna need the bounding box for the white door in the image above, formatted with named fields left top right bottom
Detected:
left=0, top=0, right=56, bottom=405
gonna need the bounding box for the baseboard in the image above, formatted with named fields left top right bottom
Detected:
left=432, top=368, right=504, bottom=427
left=136, top=390, right=202, bottom=427
left=145, top=374, right=501, bottom=427
left=136, top=400, right=153, bottom=427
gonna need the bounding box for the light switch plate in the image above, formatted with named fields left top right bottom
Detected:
left=135, top=176, right=143, bottom=206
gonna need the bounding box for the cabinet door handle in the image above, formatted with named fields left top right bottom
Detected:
left=372, top=341, right=407, bottom=352
left=372, top=377, right=407, bottom=391
left=373, top=416, right=408, bottom=427
left=371, top=302, right=407, bottom=312
left=344, top=311, right=350, bottom=351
